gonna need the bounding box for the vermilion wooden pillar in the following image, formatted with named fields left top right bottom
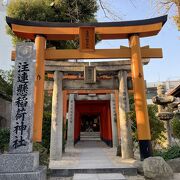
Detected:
left=129, top=34, right=152, bottom=160
left=33, top=35, right=46, bottom=142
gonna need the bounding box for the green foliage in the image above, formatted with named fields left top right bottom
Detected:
left=154, top=145, right=180, bottom=160
left=33, top=94, right=52, bottom=164
left=42, top=111, right=51, bottom=153
left=148, top=105, right=166, bottom=144
left=7, top=0, right=98, bottom=47
left=0, top=68, right=14, bottom=85
left=171, top=115, right=180, bottom=139
left=128, top=95, right=166, bottom=147
left=7, top=0, right=98, bottom=22
left=0, top=128, right=10, bottom=153
left=40, top=91, right=52, bottom=153
left=33, top=142, right=49, bottom=166
left=44, top=91, right=52, bottom=112
left=7, top=0, right=55, bottom=22
left=0, top=68, right=14, bottom=100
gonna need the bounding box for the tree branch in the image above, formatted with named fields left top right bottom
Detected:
left=98, top=0, right=109, bottom=19
left=98, top=0, right=123, bottom=21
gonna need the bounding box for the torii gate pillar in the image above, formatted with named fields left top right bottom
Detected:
left=33, top=35, right=46, bottom=141
left=129, top=34, right=152, bottom=160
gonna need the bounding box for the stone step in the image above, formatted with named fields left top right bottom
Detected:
left=80, top=135, right=101, bottom=138
left=80, top=134, right=100, bottom=136
left=80, top=136, right=100, bottom=138
left=80, top=137, right=101, bottom=141
left=80, top=132, right=101, bottom=141
left=80, top=138, right=101, bottom=141
left=50, top=167, right=137, bottom=177
left=73, top=173, right=126, bottom=180
left=80, top=132, right=100, bottom=135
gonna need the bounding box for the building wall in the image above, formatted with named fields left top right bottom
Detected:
left=0, top=97, right=11, bottom=128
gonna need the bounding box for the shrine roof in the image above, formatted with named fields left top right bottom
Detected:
left=6, top=15, right=167, bottom=40
left=167, top=84, right=180, bottom=97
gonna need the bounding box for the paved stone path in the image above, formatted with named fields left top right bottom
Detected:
left=48, top=141, right=180, bottom=180
left=49, top=141, right=135, bottom=169
left=76, top=141, right=114, bottom=168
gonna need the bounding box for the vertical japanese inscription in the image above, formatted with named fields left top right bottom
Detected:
left=79, top=27, right=95, bottom=51
left=85, top=30, right=90, bottom=49
left=9, top=42, right=35, bottom=153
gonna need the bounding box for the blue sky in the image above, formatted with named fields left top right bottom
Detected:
left=0, top=0, right=180, bottom=82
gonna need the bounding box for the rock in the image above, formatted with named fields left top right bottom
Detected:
left=143, top=156, right=173, bottom=180
left=133, top=160, right=144, bottom=175
left=167, top=158, right=180, bottom=173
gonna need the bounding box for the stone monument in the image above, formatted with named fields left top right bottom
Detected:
left=0, top=42, right=46, bottom=180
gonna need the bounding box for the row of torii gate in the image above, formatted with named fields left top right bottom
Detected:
left=44, top=59, right=149, bottom=162
left=7, top=15, right=167, bottom=162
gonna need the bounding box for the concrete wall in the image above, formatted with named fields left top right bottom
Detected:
left=0, top=97, right=11, bottom=128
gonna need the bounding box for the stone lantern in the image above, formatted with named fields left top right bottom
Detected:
left=152, top=84, right=175, bottom=147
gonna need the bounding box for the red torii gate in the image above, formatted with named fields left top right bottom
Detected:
left=7, top=15, right=167, bottom=159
